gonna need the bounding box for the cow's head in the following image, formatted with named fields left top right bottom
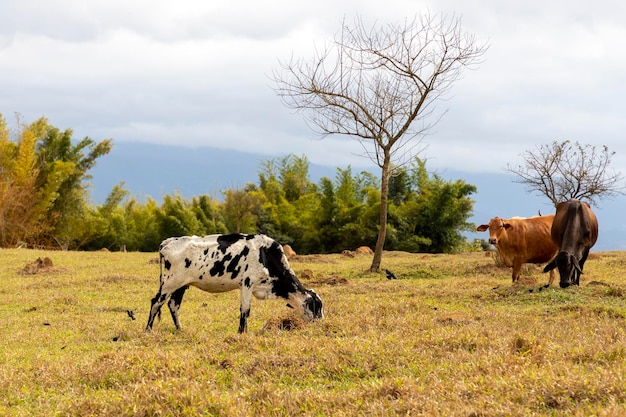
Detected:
left=543, top=252, right=581, bottom=288
left=476, top=217, right=511, bottom=246
left=303, top=289, right=324, bottom=320
left=288, top=289, right=324, bottom=321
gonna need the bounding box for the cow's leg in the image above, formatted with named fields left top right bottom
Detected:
left=576, top=249, right=590, bottom=286
left=511, top=260, right=522, bottom=284
left=546, top=269, right=555, bottom=287
left=580, top=249, right=590, bottom=269
left=238, top=287, right=253, bottom=333
left=168, top=285, right=188, bottom=330
left=146, top=291, right=169, bottom=331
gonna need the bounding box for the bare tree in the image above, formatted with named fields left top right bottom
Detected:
left=272, top=14, right=488, bottom=271
left=506, top=140, right=625, bottom=207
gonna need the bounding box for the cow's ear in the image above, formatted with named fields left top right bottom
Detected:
left=476, top=224, right=489, bottom=231
left=543, top=260, right=557, bottom=272
left=574, top=256, right=583, bottom=273
left=503, top=223, right=512, bottom=230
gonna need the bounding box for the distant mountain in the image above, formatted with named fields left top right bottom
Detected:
left=89, top=141, right=626, bottom=252
left=88, top=141, right=339, bottom=203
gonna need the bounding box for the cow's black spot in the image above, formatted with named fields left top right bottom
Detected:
left=259, top=242, right=287, bottom=278
left=199, top=275, right=203, bottom=280
left=164, top=260, right=172, bottom=270
left=210, top=253, right=232, bottom=276
left=244, top=277, right=252, bottom=288
left=227, top=263, right=241, bottom=279
left=217, top=233, right=245, bottom=254
left=259, top=242, right=303, bottom=299
left=204, top=248, right=209, bottom=256
left=226, top=246, right=249, bottom=279
left=185, top=258, right=192, bottom=268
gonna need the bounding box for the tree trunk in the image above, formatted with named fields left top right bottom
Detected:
left=370, top=154, right=391, bottom=272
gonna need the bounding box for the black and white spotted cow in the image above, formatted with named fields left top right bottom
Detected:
left=145, top=233, right=324, bottom=333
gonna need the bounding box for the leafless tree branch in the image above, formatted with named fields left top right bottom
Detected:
left=272, top=13, right=487, bottom=168
left=506, top=140, right=625, bottom=207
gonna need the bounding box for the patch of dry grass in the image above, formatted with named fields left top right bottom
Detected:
left=1, top=248, right=626, bottom=416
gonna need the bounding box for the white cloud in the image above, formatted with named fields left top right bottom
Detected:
left=1, top=0, right=625, bottom=177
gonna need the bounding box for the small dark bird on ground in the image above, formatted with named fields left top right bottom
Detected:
left=385, top=269, right=397, bottom=280
left=127, top=310, right=136, bottom=320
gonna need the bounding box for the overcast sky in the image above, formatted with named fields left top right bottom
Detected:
left=1, top=0, right=625, bottom=174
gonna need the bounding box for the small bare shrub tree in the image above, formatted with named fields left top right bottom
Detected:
left=506, top=140, right=625, bottom=207
left=272, top=14, right=488, bottom=271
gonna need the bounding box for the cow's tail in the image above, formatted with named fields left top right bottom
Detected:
left=157, top=250, right=165, bottom=322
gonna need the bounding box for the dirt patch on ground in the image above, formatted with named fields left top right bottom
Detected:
left=19, top=257, right=56, bottom=275
left=282, top=244, right=297, bottom=259
left=263, top=316, right=305, bottom=331
left=298, top=269, right=348, bottom=285
left=298, top=269, right=315, bottom=280
left=290, top=254, right=336, bottom=263
left=355, top=246, right=373, bottom=255
left=309, top=275, right=349, bottom=286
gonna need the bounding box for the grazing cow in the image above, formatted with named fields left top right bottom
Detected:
left=145, top=233, right=324, bottom=333
left=543, top=199, right=598, bottom=288
left=477, top=215, right=558, bottom=285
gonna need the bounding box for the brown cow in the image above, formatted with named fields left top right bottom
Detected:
left=477, top=215, right=558, bottom=285
left=543, top=199, right=598, bottom=288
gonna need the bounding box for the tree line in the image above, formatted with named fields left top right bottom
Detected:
left=0, top=115, right=478, bottom=254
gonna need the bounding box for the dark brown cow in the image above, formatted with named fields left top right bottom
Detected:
left=543, top=199, right=598, bottom=288
left=477, top=215, right=558, bottom=285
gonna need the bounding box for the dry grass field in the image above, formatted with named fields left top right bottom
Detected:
left=1, top=247, right=626, bottom=416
